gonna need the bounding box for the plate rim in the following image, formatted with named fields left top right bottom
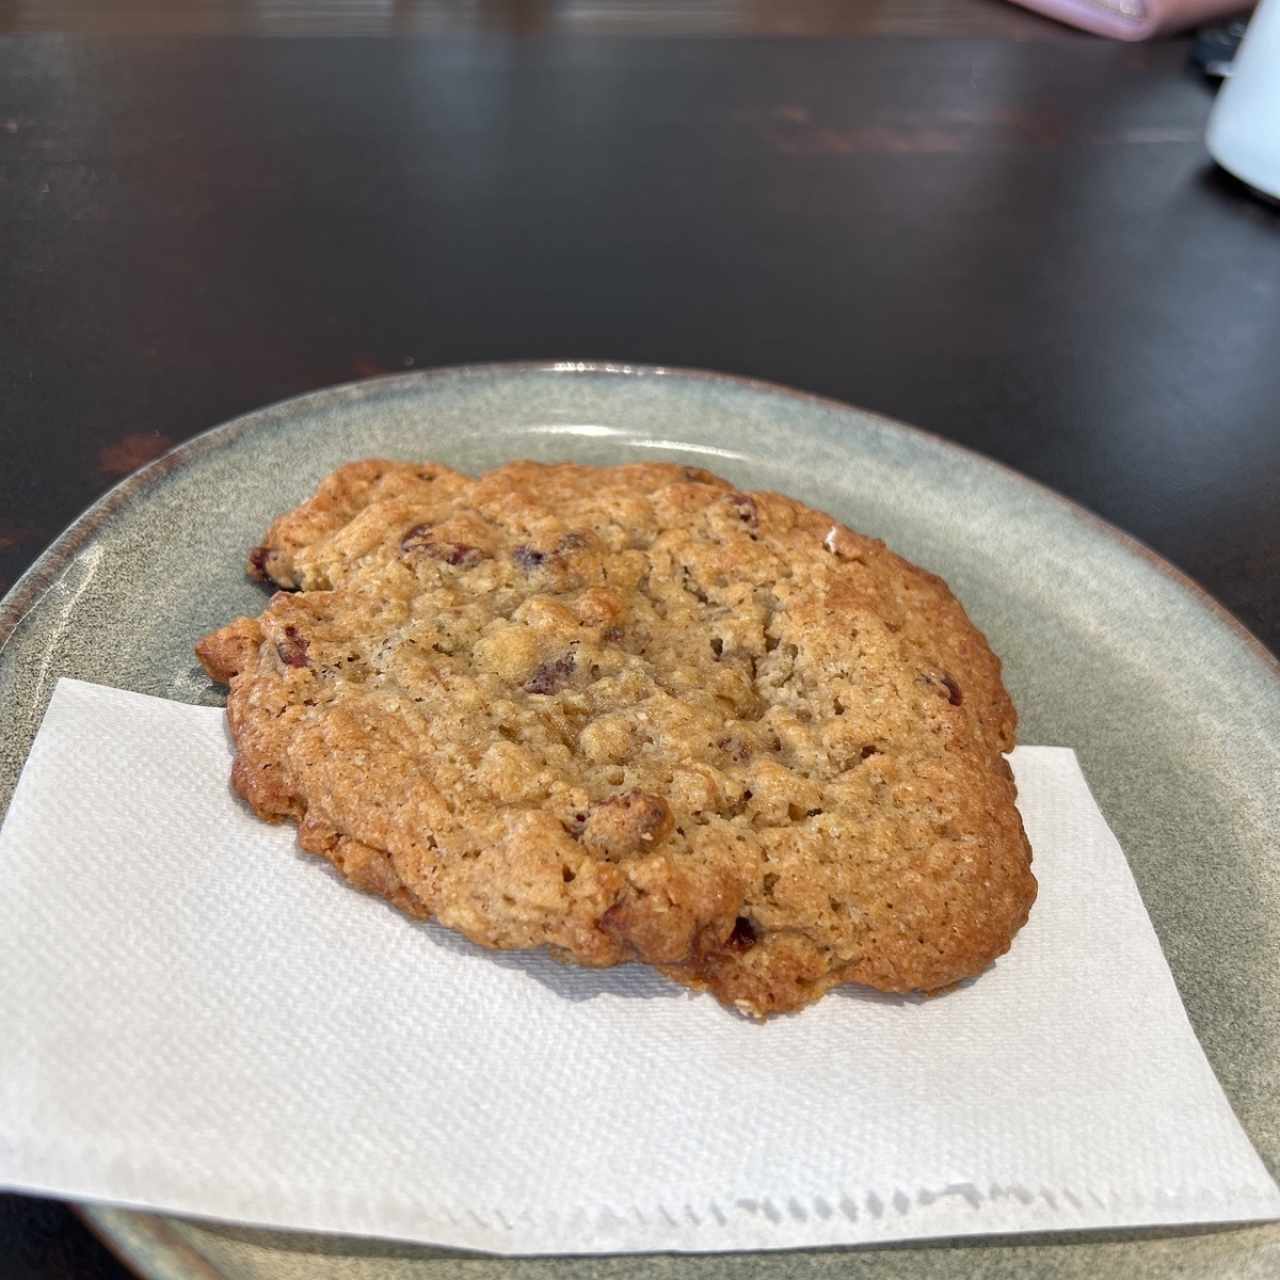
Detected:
left=78, top=1206, right=225, bottom=1280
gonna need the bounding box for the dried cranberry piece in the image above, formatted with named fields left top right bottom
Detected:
left=524, top=652, right=576, bottom=695
left=726, top=493, right=759, bottom=528
left=248, top=545, right=270, bottom=580
left=400, top=524, right=433, bottom=554
left=401, top=524, right=486, bottom=567
left=726, top=916, right=757, bottom=951
left=276, top=625, right=310, bottom=668
left=248, top=545, right=295, bottom=590
left=512, top=545, right=547, bottom=572
left=431, top=542, right=484, bottom=566
left=920, top=671, right=963, bottom=707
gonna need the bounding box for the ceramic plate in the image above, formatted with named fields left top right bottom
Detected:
left=1, top=363, right=1276, bottom=1280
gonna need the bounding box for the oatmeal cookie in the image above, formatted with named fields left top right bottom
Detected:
left=197, top=459, right=1035, bottom=1015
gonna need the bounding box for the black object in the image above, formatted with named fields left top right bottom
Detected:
left=1191, top=20, right=1250, bottom=77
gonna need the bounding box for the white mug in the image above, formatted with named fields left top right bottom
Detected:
left=1206, top=0, right=1280, bottom=200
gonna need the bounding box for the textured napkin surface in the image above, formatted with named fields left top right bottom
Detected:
left=0, top=679, right=1276, bottom=1255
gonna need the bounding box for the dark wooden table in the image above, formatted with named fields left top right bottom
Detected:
left=2, top=2, right=1276, bottom=1276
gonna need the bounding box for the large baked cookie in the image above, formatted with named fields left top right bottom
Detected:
left=197, top=459, right=1035, bottom=1016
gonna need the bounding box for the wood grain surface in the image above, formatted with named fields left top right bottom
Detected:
left=3, top=0, right=1070, bottom=39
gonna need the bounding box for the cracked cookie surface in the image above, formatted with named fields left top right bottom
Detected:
left=197, top=459, right=1035, bottom=1016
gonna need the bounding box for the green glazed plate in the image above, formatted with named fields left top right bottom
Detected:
left=0, top=363, right=1276, bottom=1279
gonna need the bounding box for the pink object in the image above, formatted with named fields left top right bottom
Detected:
left=1010, top=0, right=1250, bottom=39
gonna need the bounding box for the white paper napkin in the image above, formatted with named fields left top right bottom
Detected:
left=1, top=679, right=1276, bottom=1255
